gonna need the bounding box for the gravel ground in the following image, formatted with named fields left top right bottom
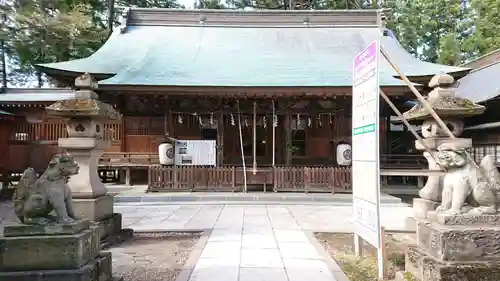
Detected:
left=109, top=232, right=202, bottom=281
left=315, top=232, right=415, bottom=280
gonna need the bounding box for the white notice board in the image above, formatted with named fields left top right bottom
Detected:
left=352, top=40, right=383, bottom=251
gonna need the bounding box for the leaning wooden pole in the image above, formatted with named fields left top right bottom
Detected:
left=379, top=90, right=445, bottom=171
left=272, top=100, right=276, bottom=167
left=236, top=101, right=248, bottom=192
left=253, top=101, right=257, bottom=175
left=380, top=46, right=483, bottom=172
left=380, top=47, right=456, bottom=140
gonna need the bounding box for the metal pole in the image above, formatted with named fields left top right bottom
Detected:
left=236, top=101, right=247, bottom=193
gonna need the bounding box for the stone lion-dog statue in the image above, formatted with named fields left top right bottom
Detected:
left=12, top=153, right=80, bottom=225
left=435, top=147, right=500, bottom=216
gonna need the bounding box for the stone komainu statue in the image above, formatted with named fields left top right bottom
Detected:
left=12, top=153, right=80, bottom=225
left=435, top=148, right=500, bottom=216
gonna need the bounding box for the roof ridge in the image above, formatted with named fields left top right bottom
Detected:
left=468, top=60, right=500, bottom=74
left=130, top=7, right=381, bottom=14
left=123, top=7, right=382, bottom=28
left=461, top=48, right=500, bottom=68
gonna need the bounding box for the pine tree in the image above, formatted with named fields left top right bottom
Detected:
left=384, top=0, right=472, bottom=65
left=466, top=0, right=500, bottom=57
left=11, top=1, right=107, bottom=86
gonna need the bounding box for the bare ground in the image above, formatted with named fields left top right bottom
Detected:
left=315, top=232, right=415, bottom=280
left=109, top=232, right=202, bottom=281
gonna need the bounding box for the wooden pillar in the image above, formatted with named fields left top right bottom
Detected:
left=217, top=110, right=224, bottom=166
left=284, top=113, right=292, bottom=165
left=168, top=110, right=174, bottom=138
left=120, top=117, right=125, bottom=152
left=125, top=167, right=131, bottom=186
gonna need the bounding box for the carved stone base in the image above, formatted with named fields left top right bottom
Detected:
left=427, top=212, right=500, bottom=226
left=0, top=225, right=100, bottom=271
left=417, top=219, right=500, bottom=262
left=406, top=245, right=500, bottom=281
left=73, top=195, right=114, bottom=221
left=3, top=219, right=90, bottom=237
left=0, top=252, right=121, bottom=281
left=413, top=198, right=440, bottom=219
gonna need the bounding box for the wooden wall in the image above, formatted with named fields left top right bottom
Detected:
left=4, top=108, right=389, bottom=171
left=7, top=118, right=121, bottom=172
left=4, top=95, right=387, bottom=170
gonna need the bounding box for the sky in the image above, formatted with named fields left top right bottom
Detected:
left=181, top=0, right=194, bottom=8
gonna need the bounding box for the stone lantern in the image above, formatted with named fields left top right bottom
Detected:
left=402, top=73, right=485, bottom=219
left=46, top=73, right=125, bottom=239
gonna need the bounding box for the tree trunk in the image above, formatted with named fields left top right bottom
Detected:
left=107, top=0, right=115, bottom=38
left=36, top=71, right=42, bottom=88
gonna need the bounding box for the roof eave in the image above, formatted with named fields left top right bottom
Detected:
left=398, top=68, right=470, bottom=85
left=36, top=64, right=115, bottom=82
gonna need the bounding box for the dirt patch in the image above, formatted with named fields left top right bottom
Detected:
left=315, top=232, right=415, bottom=280
left=109, top=232, right=202, bottom=281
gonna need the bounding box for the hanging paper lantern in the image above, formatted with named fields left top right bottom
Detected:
left=178, top=115, right=183, bottom=124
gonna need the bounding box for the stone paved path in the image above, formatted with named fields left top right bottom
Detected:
left=114, top=203, right=412, bottom=281
left=0, top=202, right=413, bottom=281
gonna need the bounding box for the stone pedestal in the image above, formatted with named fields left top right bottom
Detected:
left=58, top=138, right=109, bottom=199
left=71, top=195, right=114, bottom=221
left=0, top=220, right=122, bottom=281
left=405, top=216, right=500, bottom=281
left=413, top=198, right=440, bottom=219
left=58, top=138, right=127, bottom=241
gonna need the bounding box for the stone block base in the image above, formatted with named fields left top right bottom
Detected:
left=0, top=252, right=122, bottom=281
left=73, top=195, right=113, bottom=221
left=0, top=225, right=100, bottom=271
left=417, top=219, right=500, bottom=261
left=406, top=245, right=500, bottom=281
left=427, top=212, right=500, bottom=226
left=92, top=213, right=133, bottom=246
left=413, top=198, right=440, bottom=219
left=404, top=216, right=417, bottom=232
left=3, top=219, right=90, bottom=237
left=102, top=228, right=134, bottom=249
left=93, top=213, right=122, bottom=240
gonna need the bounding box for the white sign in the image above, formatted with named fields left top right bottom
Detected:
left=174, top=140, right=217, bottom=166
left=352, top=41, right=383, bottom=275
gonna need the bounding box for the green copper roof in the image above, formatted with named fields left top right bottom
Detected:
left=0, top=88, right=76, bottom=102
left=38, top=9, right=469, bottom=87
left=456, top=61, right=500, bottom=103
